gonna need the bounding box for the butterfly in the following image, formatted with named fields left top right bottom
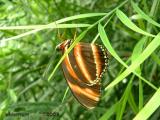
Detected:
left=56, top=40, right=108, bottom=109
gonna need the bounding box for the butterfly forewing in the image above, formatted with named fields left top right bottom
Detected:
left=73, top=43, right=97, bottom=83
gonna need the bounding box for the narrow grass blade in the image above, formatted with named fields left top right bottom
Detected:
left=54, top=13, right=107, bottom=24
left=0, top=24, right=91, bottom=30
left=128, top=92, right=138, bottom=114
left=131, top=0, right=160, bottom=28
left=61, top=87, right=69, bottom=103
left=0, top=23, right=90, bottom=43
left=98, top=23, right=126, bottom=67
left=133, top=88, right=160, bottom=120
left=116, top=9, right=155, bottom=37
left=138, top=79, right=143, bottom=110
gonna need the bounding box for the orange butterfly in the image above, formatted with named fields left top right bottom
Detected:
left=56, top=40, right=108, bottom=109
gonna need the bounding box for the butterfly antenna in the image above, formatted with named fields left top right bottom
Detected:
left=55, top=22, right=65, bottom=41
left=61, top=29, right=66, bottom=40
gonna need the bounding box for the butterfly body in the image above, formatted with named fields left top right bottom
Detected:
left=56, top=40, right=108, bottom=109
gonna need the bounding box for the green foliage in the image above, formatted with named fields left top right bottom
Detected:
left=0, top=0, right=160, bottom=119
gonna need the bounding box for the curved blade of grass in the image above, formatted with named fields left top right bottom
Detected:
left=138, top=78, right=143, bottom=110
left=128, top=92, right=138, bottom=114
left=98, top=23, right=158, bottom=90
left=54, top=13, right=107, bottom=24
left=131, top=0, right=160, bottom=28
left=105, top=32, right=160, bottom=90
left=98, top=23, right=127, bottom=67
left=116, top=9, right=155, bottom=37
left=133, top=88, right=160, bottom=120
left=0, top=23, right=91, bottom=30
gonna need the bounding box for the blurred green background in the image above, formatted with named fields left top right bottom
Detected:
left=0, top=0, right=160, bottom=120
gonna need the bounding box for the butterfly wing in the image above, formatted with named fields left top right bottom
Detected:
left=61, top=42, right=108, bottom=108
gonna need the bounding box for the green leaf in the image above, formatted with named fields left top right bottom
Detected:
left=116, top=9, right=155, bottom=37
left=138, top=79, right=143, bottom=110
left=131, top=0, right=160, bottom=28
left=128, top=92, right=138, bottom=114
left=133, top=88, right=160, bottom=120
